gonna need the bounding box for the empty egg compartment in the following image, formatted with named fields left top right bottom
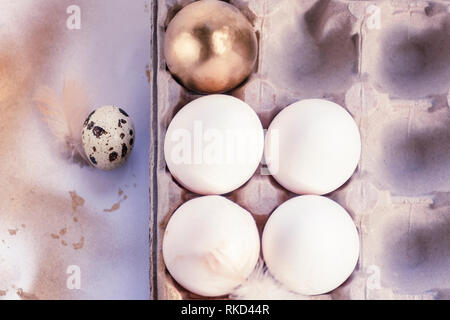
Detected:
left=150, top=0, right=450, bottom=300
left=362, top=99, right=450, bottom=197
left=362, top=0, right=450, bottom=100
left=362, top=197, right=450, bottom=299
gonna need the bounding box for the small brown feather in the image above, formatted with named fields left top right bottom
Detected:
left=33, top=78, right=91, bottom=163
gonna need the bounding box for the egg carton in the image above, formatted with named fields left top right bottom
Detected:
left=150, top=0, right=450, bottom=300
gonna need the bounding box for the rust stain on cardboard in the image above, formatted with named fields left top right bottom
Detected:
left=59, top=227, right=67, bottom=236
left=146, top=65, right=151, bottom=83
left=16, top=288, right=39, bottom=300
left=69, top=191, right=85, bottom=212
left=104, top=202, right=120, bottom=212
left=72, top=236, right=85, bottom=250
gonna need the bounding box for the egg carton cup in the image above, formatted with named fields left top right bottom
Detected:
left=150, top=0, right=450, bottom=300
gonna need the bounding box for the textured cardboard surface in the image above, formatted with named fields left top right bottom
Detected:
left=0, top=0, right=151, bottom=299
left=151, top=0, right=450, bottom=300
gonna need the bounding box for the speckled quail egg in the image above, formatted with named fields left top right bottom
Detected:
left=81, top=105, right=135, bottom=170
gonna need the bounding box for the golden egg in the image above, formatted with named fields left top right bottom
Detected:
left=164, top=0, right=258, bottom=94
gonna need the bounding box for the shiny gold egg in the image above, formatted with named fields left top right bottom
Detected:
left=164, top=0, right=258, bottom=94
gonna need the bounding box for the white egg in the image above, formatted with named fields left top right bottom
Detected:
left=164, top=95, right=264, bottom=195
left=265, top=99, right=361, bottom=195
left=81, top=105, right=135, bottom=170
left=162, top=196, right=260, bottom=297
left=262, top=195, right=360, bottom=295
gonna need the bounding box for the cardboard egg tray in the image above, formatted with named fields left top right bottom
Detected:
left=150, top=0, right=450, bottom=300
